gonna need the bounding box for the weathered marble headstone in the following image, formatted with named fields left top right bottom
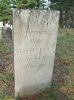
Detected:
left=13, top=9, right=59, bottom=97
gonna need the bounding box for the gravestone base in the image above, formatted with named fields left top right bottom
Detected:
left=17, top=88, right=51, bottom=99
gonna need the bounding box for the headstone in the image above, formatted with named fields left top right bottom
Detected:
left=0, top=28, right=2, bottom=39
left=6, top=27, right=12, bottom=40
left=13, top=9, right=59, bottom=97
left=2, top=26, right=12, bottom=40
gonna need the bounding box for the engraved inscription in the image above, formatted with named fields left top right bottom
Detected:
left=14, top=9, right=59, bottom=97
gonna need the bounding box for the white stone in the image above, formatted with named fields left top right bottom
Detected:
left=13, top=9, right=59, bottom=97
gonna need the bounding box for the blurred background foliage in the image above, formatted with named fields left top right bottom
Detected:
left=0, top=0, right=74, bottom=27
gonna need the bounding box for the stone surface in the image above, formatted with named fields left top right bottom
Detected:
left=0, top=28, right=2, bottom=39
left=13, top=9, right=59, bottom=97
left=2, top=26, right=12, bottom=40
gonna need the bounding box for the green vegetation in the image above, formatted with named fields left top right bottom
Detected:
left=52, top=28, right=74, bottom=100
left=50, top=0, right=74, bottom=27
left=0, top=0, right=74, bottom=27
left=0, top=0, right=12, bottom=22
left=11, top=0, right=47, bottom=9
left=0, top=39, right=14, bottom=98
left=0, top=0, right=47, bottom=23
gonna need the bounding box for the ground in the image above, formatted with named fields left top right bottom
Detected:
left=0, top=40, right=14, bottom=98
left=52, top=28, right=74, bottom=100
left=0, top=28, right=74, bottom=100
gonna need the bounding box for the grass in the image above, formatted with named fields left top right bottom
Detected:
left=0, top=39, right=14, bottom=98
left=0, top=28, right=74, bottom=99
left=52, top=28, right=74, bottom=100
